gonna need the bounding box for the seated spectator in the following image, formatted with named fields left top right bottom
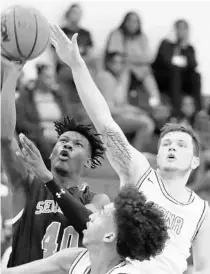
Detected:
left=51, top=3, right=95, bottom=123
left=152, top=19, right=202, bottom=115
left=194, top=96, right=210, bottom=150
left=104, top=11, right=160, bottom=107
left=169, top=95, right=196, bottom=126
left=15, top=64, right=71, bottom=168
left=96, top=51, right=155, bottom=152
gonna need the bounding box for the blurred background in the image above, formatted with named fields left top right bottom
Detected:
left=1, top=1, right=210, bottom=273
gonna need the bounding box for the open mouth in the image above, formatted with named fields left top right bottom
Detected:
left=167, top=153, right=176, bottom=160
left=59, top=150, right=69, bottom=160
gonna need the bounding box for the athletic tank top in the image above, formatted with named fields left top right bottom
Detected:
left=132, top=167, right=209, bottom=274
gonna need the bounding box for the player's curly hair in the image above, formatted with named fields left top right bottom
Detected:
left=54, top=116, right=105, bottom=169
left=114, top=185, right=169, bottom=261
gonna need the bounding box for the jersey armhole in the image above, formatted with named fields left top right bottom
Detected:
left=68, top=249, right=88, bottom=274
left=136, top=167, right=153, bottom=189
left=191, top=200, right=209, bottom=242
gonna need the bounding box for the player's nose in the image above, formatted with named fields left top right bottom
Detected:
left=63, top=143, right=73, bottom=151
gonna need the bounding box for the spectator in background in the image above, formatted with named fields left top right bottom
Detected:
left=15, top=64, right=70, bottom=168
left=52, top=3, right=94, bottom=123
left=104, top=11, right=160, bottom=108
left=194, top=96, right=210, bottom=151
left=169, top=95, right=196, bottom=126
left=152, top=19, right=202, bottom=115
left=96, top=51, right=155, bottom=151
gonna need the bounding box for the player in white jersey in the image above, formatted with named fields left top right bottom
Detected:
left=50, top=24, right=210, bottom=274
left=3, top=185, right=168, bottom=274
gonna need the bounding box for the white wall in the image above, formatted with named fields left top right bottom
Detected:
left=1, top=0, right=210, bottom=95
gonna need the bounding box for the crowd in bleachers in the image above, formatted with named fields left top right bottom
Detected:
left=1, top=3, right=210, bottom=273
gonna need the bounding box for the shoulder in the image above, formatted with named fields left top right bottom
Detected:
left=51, top=247, right=87, bottom=273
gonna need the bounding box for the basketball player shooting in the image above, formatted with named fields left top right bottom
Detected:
left=1, top=57, right=110, bottom=266
left=51, top=24, right=210, bottom=274
left=2, top=185, right=168, bottom=274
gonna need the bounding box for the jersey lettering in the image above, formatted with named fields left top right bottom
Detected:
left=42, top=222, right=79, bottom=258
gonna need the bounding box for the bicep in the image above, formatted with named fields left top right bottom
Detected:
left=192, top=208, right=210, bottom=273
left=1, top=137, right=28, bottom=189
left=100, top=119, right=150, bottom=186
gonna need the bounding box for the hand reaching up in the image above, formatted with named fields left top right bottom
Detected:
left=50, top=24, right=82, bottom=68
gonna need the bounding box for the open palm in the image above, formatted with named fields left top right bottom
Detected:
left=50, top=24, right=81, bottom=67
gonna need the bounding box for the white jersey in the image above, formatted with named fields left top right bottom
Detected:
left=69, top=249, right=141, bottom=274
left=132, top=167, right=209, bottom=274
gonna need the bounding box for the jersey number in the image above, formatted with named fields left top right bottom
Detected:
left=41, top=222, right=79, bottom=258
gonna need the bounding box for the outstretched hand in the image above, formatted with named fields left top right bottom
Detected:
left=50, top=24, right=82, bottom=68
left=18, top=134, right=53, bottom=184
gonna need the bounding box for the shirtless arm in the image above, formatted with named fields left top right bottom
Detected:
left=1, top=58, right=29, bottom=216
left=51, top=25, right=151, bottom=187
left=2, top=247, right=85, bottom=274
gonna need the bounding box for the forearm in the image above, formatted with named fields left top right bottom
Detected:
left=46, top=179, right=91, bottom=232
left=1, top=73, right=19, bottom=140
left=71, top=60, right=113, bottom=132
left=3, top=257, right=64, bottom=274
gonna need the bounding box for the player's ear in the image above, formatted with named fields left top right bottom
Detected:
left=84, top=158, right=92, bottom=169
left=191, top=156, right=200, bottom=170
left=103, top=232, right=116, bottom=243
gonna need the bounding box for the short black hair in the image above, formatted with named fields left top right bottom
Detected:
left=54, top=116, right=105, bottom=168
left=159, top=122, right=200, bottom=156
left=114, top=185, right=168, bottom=261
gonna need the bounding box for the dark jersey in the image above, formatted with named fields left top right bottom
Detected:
left=8, top=177, right=95, bottom=267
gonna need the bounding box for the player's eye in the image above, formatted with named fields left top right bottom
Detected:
left=163, top=143, right=169, bottom=147
left=60, top=139, right=67, bottom=143
left=76, top=143, right=83, bottom=147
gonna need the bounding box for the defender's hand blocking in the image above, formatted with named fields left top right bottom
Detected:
left=50, top=24, right=81, bottom=68
left=18, top=134, right=53, bottom=183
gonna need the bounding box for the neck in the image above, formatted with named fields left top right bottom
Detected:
left=88, top=245, right=122, bottom=274
left=52, top=169, right=81, bottom=189
left=158, top=168, right=191, bottom=189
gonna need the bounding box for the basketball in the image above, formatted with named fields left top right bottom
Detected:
left=1, top=5, right=50, bottom=61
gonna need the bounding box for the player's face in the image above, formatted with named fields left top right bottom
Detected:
left=82, top=203, right=116, bottom=247
left=50, top=131, right=91, bottom=174
left=157, top=131, right=199, bottom=173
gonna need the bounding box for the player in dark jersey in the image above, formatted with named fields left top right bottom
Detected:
left=1, top=57, right=110, bottom=266
left=2, top=185, right=169, bottom=274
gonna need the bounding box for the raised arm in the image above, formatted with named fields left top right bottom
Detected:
left=1, top=58, right=29, bottom=214
left=2, top=247, right=85, bottom=274
left=51, top=25, right=150, bottom=186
